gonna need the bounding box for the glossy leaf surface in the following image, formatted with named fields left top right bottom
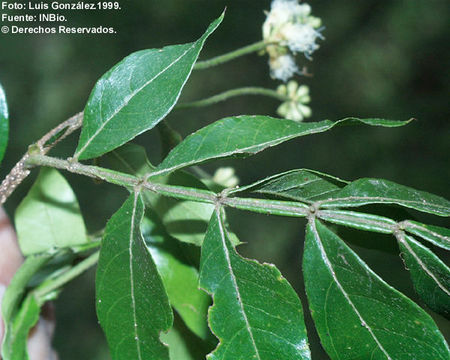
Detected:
left=142, top=213, right=211, bottom=339
left=152, top=117, right=411, bottom=177
left=230, top=169, right=348, bottom=202
left=403, top=220, right=450, bottom=250
left=96, top=193, right=173, bottom=360
left=303, top=219, right=449, bottom=359
left=397, top=234, right=450, bottom=318
left=75, top=14, right=223, bottom=160
left=318, top=178, right=450, bottom=216
left=0, top=83, right=9, bottom=164
left=15, top=168, right=87, bottom=255
left=199, top=208, right=311, bottom=360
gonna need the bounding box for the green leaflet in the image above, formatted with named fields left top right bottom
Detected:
left=397, top=233, right=450, bottom=318
left=142, top=213, right=211, bottom=339
left=229, top=168, right=348, bottom=202
left=96, top=193, right=173, bottom=360
left=1, top=255, right=51, bottom=360
left=199, top=208, right=311, bottom=360
left=75, top=13, right=224, bottom=160
left=402, top=220, right=450, bottom=250
left=150, top=117, right=411, bottom=177
left=15, top=168, right=88, bottom=255
left=3, top=295, right=40, bottom=360
left=303, top=219, right=449, bottom=360
left=318, top=178, right=450, bottom=217
left=161, top=316, right=214, bottom=360
left=0, top=83, right=9, bottom=164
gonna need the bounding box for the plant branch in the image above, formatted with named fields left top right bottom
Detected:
left=0, top=112, right=83, bottom=204
left=175, top=87, right=287, bottom=110
left=194, top=41, right=268, bottom=70
left=24, top=154, right=405, bottom=236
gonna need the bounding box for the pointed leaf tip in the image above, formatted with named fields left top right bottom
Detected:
left=75, top=14, right=223, bottom=160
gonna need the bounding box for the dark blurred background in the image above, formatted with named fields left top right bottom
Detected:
left=1, top=0, right=449, bottom=358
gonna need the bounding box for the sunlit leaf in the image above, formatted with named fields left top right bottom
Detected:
left=75, top=13, right=224, bottom=160
left=303, top=219, right=449, bottom=359
left=15, top=168, right=88, bottom=255
left=96, top=193, right=173, bottom=360
left=397, top=233, right=450, bottom=318
left=199, top=208, right=311, bottom=360
left=150, top=117, right=411, bottom=177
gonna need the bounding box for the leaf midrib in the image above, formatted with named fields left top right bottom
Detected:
left=215, top=207, right=262, bottom=360
left=76, top=41, right=198, bottom=158
left=309, top=219, right=392, bottom=360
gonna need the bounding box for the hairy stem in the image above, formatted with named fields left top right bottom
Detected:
left=194, top=41, right=267, bottom=70
left=0, top=112, right=83, bottom=204
left=24, top=154, right=401, bottom=234
left=175, top=87, right=287, bottom=110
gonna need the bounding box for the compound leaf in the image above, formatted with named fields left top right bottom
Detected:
left=303, top=219, right=449, bottom=359
left=75, top=13, right=224, bottom=160
left=151, top=117, right=411, bottom=177
left=96, top=193, right=173, bottom=360
left=397, top=233, right=450, bottom=318
left=15, top=168, right=88, bottom=255
left=199, top=208, right=311, bottom=360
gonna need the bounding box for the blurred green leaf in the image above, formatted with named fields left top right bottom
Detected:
left=403, top=220, right=450, bottom=250
left=152, top=117, right=412, bottom=177
left=4, top=294, right=40, bottom=360
left=75, top=13, right=224, bottom=160
left=15, top=168, right=88, bottom=255
left=318, top=178, right=450, bottom=216
left=142, top=212, right=211, bottom=339
left=199, top=208, right=311, bottom=360
left=230, top=169, right=348, bottom=202
left=106, top=143, right=155, bottom=176
left=0, top=83, right=9, bottom=164
left=96, top=193, right=173, bottom=360
left=398, top=234, right=450, bottom=318
left=303, top=219, right=449, bottom=359
left=161, top=315, right=214, bottom=360
left=1, top=255, right=51, bottom=360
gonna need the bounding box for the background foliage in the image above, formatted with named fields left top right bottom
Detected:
left=0, top=1, right=448, bottom=358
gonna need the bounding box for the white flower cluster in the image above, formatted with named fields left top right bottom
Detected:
left=263, top=0, right=323, bottom=82
left=276, top=81, right=311, bottom=122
